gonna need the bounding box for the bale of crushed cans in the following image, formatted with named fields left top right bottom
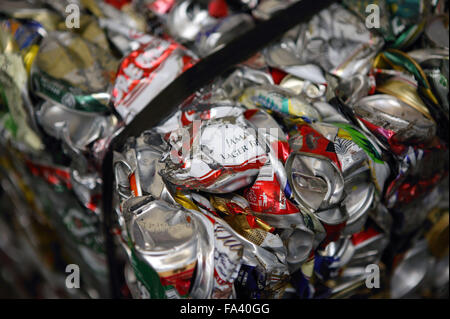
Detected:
left=0, top=0, right=448, bottom=299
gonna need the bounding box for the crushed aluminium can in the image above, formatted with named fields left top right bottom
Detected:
left=194, top=13, right=255, bottom=57
left=160, top=106, right=268, bottom=193
left=36, top=101, right=118, bottom=152
left=111, top=35, right=197, bottom=124
left=166, top=0, right=217, bottom=43
left=263, top=3, right=384, bottom=79
left=308, top=121, right=390, bottom=235
left=123, top=197, right=215, bottom=299
left=353, top=94, right=437, bottom=154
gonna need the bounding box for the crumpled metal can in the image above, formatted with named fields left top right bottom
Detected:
left=111, top=35, right=197, bottom=123
left=286, top=122, right=348, bottom=239
left=308, top=121, right=390, bottom=235
left=286, top=150, right=348, bottom=242
left=172, top=190, right=290, bottom=298
left=98, top=18, right=157, bottom=56
left=83, top=0, right=147, bottom=32
left=353, top=94, right=437, bottom=153
left=166, top=0, right=217, bottom=43
left=122, top=196, right=216, bottom=298
left=408, top=48, right=449, bottom=116
left=36, top=101, right=118, bottom=152
left=217, top=66, right=274, bottom=99
left=113, top=130, right=169, bottom=203
left=263, top=3, right=384, bottom=79
left=239, top=84, right=322, bottom=120
left=160, top=105, right=268, bottom=193
left=194, top=13, right=255, bottom=57
left=390, top=239, right=435, bottom=298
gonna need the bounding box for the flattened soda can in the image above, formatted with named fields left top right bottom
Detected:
left=239, top=84, right=322, bottom=120
left=285, top=151, right=348, bottom=245
left=194, top=13, right=254, bottom=57
left=353, top=94, right=436, bottom=153
left=308, top=121, right=390, bottom=235
left=347, top=227, right=388, bottom=268
left=36, top=101, right=118, bottom=152
left=112, top=35, right=197, bottom=123
left=167, top=0, right=217, bottom=43
left=114, top=131, right=168, bottom=201
left=123, top=197, right=215, bottom=299
left=31, top=31, right=119, bottom=113
left=264, top=3, right=384, bottom=79
left=390, top=239, right=434, bottom=298
left=161, top=114, right=268, bottom=193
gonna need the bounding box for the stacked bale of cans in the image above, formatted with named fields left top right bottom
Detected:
left=113, top=0, right=449, bottom=299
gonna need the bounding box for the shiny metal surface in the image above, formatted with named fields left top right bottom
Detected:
left=124, top=197, right=215, bottom=298
left=287, top=151, right=345, bottom=212
left=195, top=14, right=255, bottom=57
left=391, top=240, right=434, bottom=298
left=36, top=101, right=118, bottom=150
left=167, top=0, right=216, bottom=42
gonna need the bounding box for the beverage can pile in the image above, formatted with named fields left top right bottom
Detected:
left=0, top=0, right=448, bottom=299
